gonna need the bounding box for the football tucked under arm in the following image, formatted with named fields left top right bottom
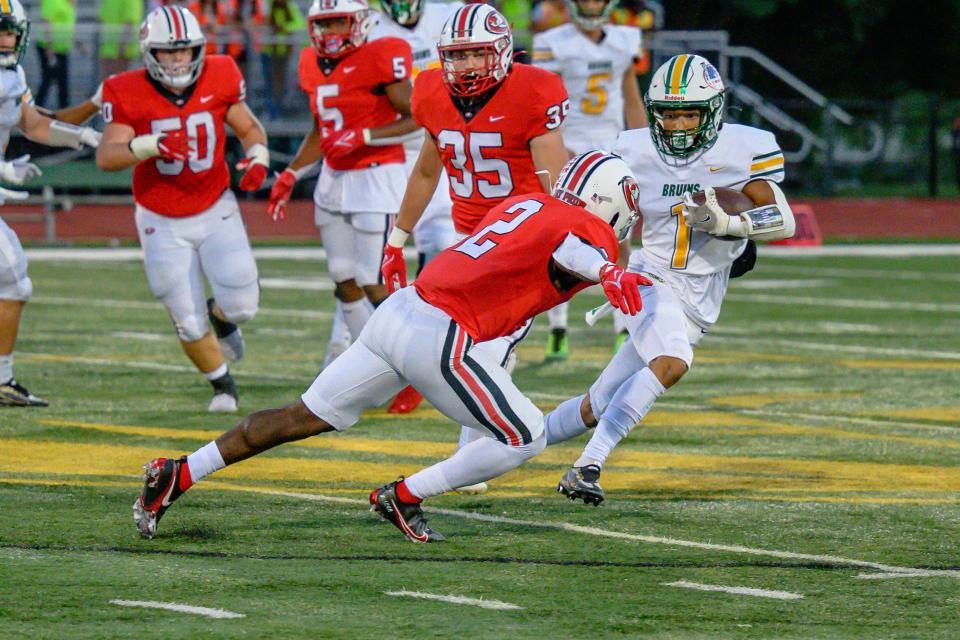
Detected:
left=683, top=184, right=795, bottom=242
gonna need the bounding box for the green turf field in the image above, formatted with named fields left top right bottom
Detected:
left=1, top=248, right=958, bottom=639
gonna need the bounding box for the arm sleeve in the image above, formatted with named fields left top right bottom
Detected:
left=748, top=130, right=785, bottom=183
left=552, top=232, right=612, bottom=282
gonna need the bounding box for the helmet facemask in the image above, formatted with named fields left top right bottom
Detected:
left=0, top=14, right=29, bottom=69
left=145, top=44, right=205, bottom=89
left=646, top=96, right=723, bottom=166
left=381, top=0, right=423, bottom=26
left=564, top=0, right=615, bottom=31
left=438, top=39, right=510, bottom=97
left=310, top=12, right=368, bottom=58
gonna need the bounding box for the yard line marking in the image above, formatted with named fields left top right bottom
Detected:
left=761, top=244, right=960, bottom=257
left=25, top=247, right=420, bottom=262
left=725, top=293, right=960, bottom=314
left=384, top=590, right=523, bottom=610
left=855, top=571, right=960, bottom=580
left=259, top=277, right=333, bottom=291
left=760, top=264, right=960, bottom=283
left=711, top=335, right=960, bottom=360
left=109, top=599, right=245, bottom=619
left=258, top=490, right=948, bottom=576
left=109, top=331, right=168, bottom=342
left=662, top=580, right=803, bottom=600
left=30, top=296, right=333, bottom=320
left=729, top=278, right=829, bottom=290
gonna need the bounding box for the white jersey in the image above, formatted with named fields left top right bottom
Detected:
left=0, top=65, right=31, bottom=154
left=533, top=24, right=640, bottom=154
left=615, top=124, right=784, bottom=327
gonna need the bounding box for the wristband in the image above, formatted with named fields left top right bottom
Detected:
left=387, top=226, right=410, bottom=248
left=129, top=134, right=161, bottom=160
left=362, top=128, right=372, bottom=144
left=245, top=143, right=270, bottom=166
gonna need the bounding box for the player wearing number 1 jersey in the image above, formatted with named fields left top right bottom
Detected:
left=267, top=0, right=416, bottom=362
left=97, top=6, right=271, bottom=413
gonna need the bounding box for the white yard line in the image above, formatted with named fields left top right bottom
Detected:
left=710, top=335, right=960, bottom=360
left=761, top=245, right=960, bottom=258
left=724, top=293, right=960, bottom=314
left=855, top=571, right=960, bottom=580
left=729, top=279, right=829, bottom=290
left=109, top=599, right=244, bottom=619
left=384, top=590, right=523, bottom=611
left=759, top=264, right=960, bottom=283
left=30, top=296, right=332, bottom=320
left=24, top=247, right=420, bottom=261
left=260, top=490, right=953, bottom=577
left=662, top=580, right=803, bottom=600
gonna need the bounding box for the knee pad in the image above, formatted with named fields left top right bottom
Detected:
left=328, top=254, right=356, bottom=284
left=176, top=312, right=209, bottom=342
left=215, top=282, right=260, bottom=324
left=0, top=273, right=31, bottom=301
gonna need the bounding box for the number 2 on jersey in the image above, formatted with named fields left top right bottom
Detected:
left=456, top=199, right=544, bottom=259
left=671, top=202, right=691, bottom=269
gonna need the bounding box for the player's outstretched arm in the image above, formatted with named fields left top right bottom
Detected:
left=226, top=102, right=270, bottom=192
left=530, top=129, right=570, bottom=191
left=622, top=66, right=647, bottom=129
left=19, top=102, right=101, bottom=150
left=38, top=83, right=103, bottom=126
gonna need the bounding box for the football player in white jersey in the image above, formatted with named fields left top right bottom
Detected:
left=0, top=0, right=101, bottom=406
left=544, top=54, right=797, bottom=505
left=533, top=0, right=647, bottom=361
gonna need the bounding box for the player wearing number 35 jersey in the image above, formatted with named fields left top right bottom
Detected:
left=98, top=6, right=271, bottom=413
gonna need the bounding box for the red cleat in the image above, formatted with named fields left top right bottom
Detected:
left=387, top=385, right=423, bottom=414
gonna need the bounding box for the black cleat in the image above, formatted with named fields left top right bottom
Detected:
left=369, top=479, right=444, bottom=543
left=558, top=464, right=605, bottom=506
left=133, top=456, right=191, bottom=539
left=0, top=379, right=48, bottom=407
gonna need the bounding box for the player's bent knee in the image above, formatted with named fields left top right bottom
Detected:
left=334, top=279, right=364, bottom=302
left=580, top=393, right=598, bottom=428
left=327, top=257, right=356, bottom=284
left=176, top=313, right=209, bottom=342
left=216, top=286, right=260, bottom=324
left=0, top=275, right=32, bottom=301
left=649, top=356, right=688, bottom=388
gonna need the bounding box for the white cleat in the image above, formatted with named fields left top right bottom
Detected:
left=455, top=482, right=488, bottom=495
left=208, top=392, right=238, bottom=413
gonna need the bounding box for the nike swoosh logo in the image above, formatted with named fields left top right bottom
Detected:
left=221, top=214, right=234, bottom=220
left=489, top=115, right=505, bottom=122
left=708, top=167, right=723, bottom=172
left=199, top=95, right=214, bottom=104
left=343, top=66, right=356, bottom=74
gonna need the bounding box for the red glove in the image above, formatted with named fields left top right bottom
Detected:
left=320, top=128, right=366, bottom=160
left=599, top=263, right=652, bottom=315
left=381, top=244, right=407, bottom=294
left=236, top=157, right=268, bottom=192
left=157, top=130, right=193, bottom=161
left=267, top=169, right=297, bottom=222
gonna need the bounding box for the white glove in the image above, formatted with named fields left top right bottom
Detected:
left=0, top=185, right=29, bottom=205
left=682, top=187, right=734, bottom=237
left=80, top=127, right=102, bottom=149
left=0, top=155, right=42, bottom=185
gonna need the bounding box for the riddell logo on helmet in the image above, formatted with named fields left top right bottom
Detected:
left=485, top=12, right=509, bottom=34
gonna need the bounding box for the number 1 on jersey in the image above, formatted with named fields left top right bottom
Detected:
left=671, top=202, right=691, bottom=269
left=456, top=199, right=544, bottom=259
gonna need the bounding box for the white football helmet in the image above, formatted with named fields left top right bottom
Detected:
left=139, top=6, right=206, bottom=89
left=437, top=4, right=513, bottom=97
left=564, top=0, right=615, bottom=30
left=645, top=54, right=726, bottom=166
left=380, top=0, right=424, bottom=27
left=553, top=151, right=641, bottom=241
left=0, top=0, right=29, bottom=69
left=308, top=0, right=373, bottom=58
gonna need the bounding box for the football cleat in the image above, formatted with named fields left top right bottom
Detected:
left=557, top=464, right=605, bottom=506
left=387, top=385, right=423, bottom=414
left=207, top=298, right=244, bottom=362
left=545, top=328, right=569, bottom=361
left=613, top=330, right=629, bottom=353
left=455, top=482, right=488, bottom=495
left=0, top=379, right=48, bottom=407
left=133, top=456, right=191, bottom=539
left=208, top=392, right=238, bottom=413
left=369, top=479, right=444, bottom=543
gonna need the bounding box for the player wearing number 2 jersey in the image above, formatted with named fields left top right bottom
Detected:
left=97, top=6, right=271, bottom=413
left=132, top=151, right=649, bottom=544
left=267, top=0, right=416, bottom=364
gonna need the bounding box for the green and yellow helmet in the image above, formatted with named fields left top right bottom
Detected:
left=645, top=54, right=726, bottom=165
left=380, top=0, right=424, bottom=26
left=564, top=0, right=616, bottom=31
left=0, top=0, right=29, bottom=69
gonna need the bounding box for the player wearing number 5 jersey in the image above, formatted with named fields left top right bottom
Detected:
left=267, top=0, right=416, bottom=356
left=544, top=55, right=797, bottom=506
left=132, top=151, right=650, bottom=544
left=97, top=6, right=271, bottom=413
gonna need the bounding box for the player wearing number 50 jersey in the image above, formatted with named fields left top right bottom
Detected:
left=267, top=0, right=416, bottom=359
left=97, top=6, right=271, bottom=413
left=544, top=55, right=797, bottom=506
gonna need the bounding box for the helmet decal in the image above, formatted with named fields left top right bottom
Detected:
left=484, top=11, right=509, bottom=35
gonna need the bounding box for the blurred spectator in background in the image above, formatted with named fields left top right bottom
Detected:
left=260, top=0, right=305, bottom=120
left=952, top=115, right=960, bottom=194
left=98, top=0, right=143, bottom=80
left=190, top=0, right=224, bottom=56
left=610, top=0, right=656, bottom=75
left=226, top=0, right=266, bottom=82
left=36, top=0, right=75, bottom=109
left=532, top=0, right=569, bottom=33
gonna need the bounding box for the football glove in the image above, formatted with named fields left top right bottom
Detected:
left=129, top=130, right=193, bottom=162
left=236, top=143, right=270, bottom=192
left=80, top=127, right=102, bottom=149
left=682, top=187, right=733, bottom=237
left=599, top=263, right=651, bottom=315
left=320, top=128, right=368, bottom=160
left=0, top=155, right=41, bottom=185
left=267, top=169, right=297, bottom=222
left=381, top=245, right=407, bottom=293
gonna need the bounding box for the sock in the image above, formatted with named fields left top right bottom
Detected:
left=547, top=302, right=568, bottom=330
left=341, top=298, right=373, bottom=341
left=456, top=425, right=485, bottom=451
left=545, top=394, right=588, bottom=445
left=203, top=363, right=228, bottom=381
left=396, top=480, right=421, bottom=504
left=613, top=309, right=627, bottom=334
left=0, top=354, right=12, bottom=383
left=186, top=441, right=226, bottom=483
left=577, top=367, right=666, bottom=468
left=404, top=431, right=545, bottom=500
left=209, top=371, right=237, bottom=399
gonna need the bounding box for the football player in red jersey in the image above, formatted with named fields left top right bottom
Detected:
left=96, top=6, right=270, bottom=413
left=132, top=151, right=650, bottom=543
left=380, top=3, right=571, bottom=417
left=267, top=0, right=416, bottom=355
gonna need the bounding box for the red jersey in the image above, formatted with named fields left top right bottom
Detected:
left=298, top=38, right=413, bottom=171
left=102, top=55, right=245, bottom=217
left=412, top=64, right=569, bottom=234
left=415, top=194, right=618, bottom=342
